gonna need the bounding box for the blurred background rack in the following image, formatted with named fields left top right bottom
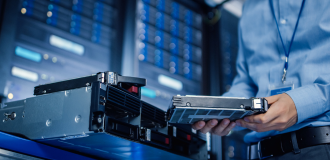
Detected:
left=0, top=0, right=245, bottom=159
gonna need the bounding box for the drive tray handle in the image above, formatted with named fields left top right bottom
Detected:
left=117, top=76, right=146, bottom=87
left=105, top=72, right=146, bottom=87
left=251, top=98, right=268, bottom=112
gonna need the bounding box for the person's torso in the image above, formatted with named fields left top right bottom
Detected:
left=240, top=0, right=330, bottom=143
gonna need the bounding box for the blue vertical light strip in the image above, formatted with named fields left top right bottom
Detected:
left=170, top=56, right=178, bottom=74
left=170, top=20, right=179, bottom=37
left=224, top=33, right=233, bottom=87
left=157, top=0, right=165, bottom=12
left=70, top=14, right=81, bottom=36
left=144, top=24, right=149, bottom=41
left=143, top=3, right=149, bottom=22
left=92, top=23, right=101, bottom=43
left=171, top=2, right=179, bottom=19
left=156, top=12, right=164, bottom=29
left=155, top=49, right=163, bottom=68
left=94, top=2, right=104, bottom=23
left=15, top=46, right=42, bottom=62
left=184, top=62, right=192, bottom=80
left=92, top=3, right=104, bottom=43
left=170, top=37, right=179, bottom=55
left=155, top=30, right=163, bottom=48
left=142, top=0, right=150, bottom=3
left=72, top=2, right=83, bottom=13
left=185, top=27, right=192, bottom=43
left=22, top=0, right=34, bottom=8
left=185, top=10, right=192, bottom=26
left=47, top=4, right=59, bottom=26
left=140, top=42, right=148, bottom=62
left=186, top=44, right=192, bottom=61
left=144, top=43, right=148, bottom=61
left=22, top=0, right=34, bottom=16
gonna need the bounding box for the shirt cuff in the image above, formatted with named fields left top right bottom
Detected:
left=285, top=84, right=326, bottom=124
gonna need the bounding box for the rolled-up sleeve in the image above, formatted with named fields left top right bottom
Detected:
left=286, top=75, right=330, bottom=124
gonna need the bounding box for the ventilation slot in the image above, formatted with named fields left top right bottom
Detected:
left=107, top=86, right=140, bottom=114
left=229, top=111, right=245, bottom=120
left=142, top=102, right=166, bottom=126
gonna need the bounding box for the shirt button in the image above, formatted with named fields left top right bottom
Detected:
left=280, top=19, right=287, bottom=24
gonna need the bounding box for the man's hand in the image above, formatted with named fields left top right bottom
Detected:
left=236, top=93, right=297, bottom=132
left=192, top=118, right=236, bottom=136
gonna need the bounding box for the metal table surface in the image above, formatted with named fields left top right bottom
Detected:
left=0, top=131, right=194, bottom=160
left=38, top=132, right=194, bottom=160
left=0, top=131, right=94, bottom=160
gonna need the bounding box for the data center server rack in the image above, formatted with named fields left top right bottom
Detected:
left=119, top=0, right=205, bottom=112
left=0, top=0, right=122, bottom=105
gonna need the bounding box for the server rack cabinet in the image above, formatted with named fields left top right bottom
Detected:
left=122, top=0, right=205, bottom=111
left=121, top=0, right=212, bottom=158
left=219, top=8, right=239, bottom=95
left=0, top=0, right=124, bottom=105
left=0, top=0, right=4, bottom=104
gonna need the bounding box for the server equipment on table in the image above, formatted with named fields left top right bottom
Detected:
left=0, top=72, right=207, bottom=160
left=34, top=71, right=146, bottom=99
left=167, top=95, right=269, bottom=124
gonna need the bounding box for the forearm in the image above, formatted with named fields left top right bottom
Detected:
left=286, top=76, right=330, bottom=124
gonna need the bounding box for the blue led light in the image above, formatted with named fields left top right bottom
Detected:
left=157, top=0, right=165, bottom=11
left=155, top=49, right=163, bottom=68
left=171, top=2, right=179, bottom=19
left=155, top=31, right=163, bottom=48
left=170, top=56, right=178, bottom=74
left=143, top=0, right=150, bottom=3
left=171, top=20, right=179, bottom=36
left=141, top=87, right=156, bottom=98
left=185, top=10, right=193, bottom=25
left=170, top=38, right=178, bottom=54
left=156, top=12, right=164, bottom=29
left=15, top=46, right=42, bottom=62
left=140, top=43, right=147, bottom=61
left=143, top=5, right=149, bottom=22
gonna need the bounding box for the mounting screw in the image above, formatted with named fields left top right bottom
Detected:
left=75, top=115, right=81, bottom=123
left=186, top=102, right=191, bottom=106
left=240, top=104, right=244, bottom=108
left=9, top=112, right=16, bottom=120
left=86, top=83, right=90, bottom=86
left=46, top=119, right=52, bottom=127
left=65, top=91, right=70, bottom=97
left=98, top=117, right=102, bottom=123
left=43, top=90, right=46, bottom=94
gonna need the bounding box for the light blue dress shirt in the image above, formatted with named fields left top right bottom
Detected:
left=222, top=0, right=330, bottom=143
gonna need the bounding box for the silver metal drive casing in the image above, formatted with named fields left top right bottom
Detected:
left=0, top=87, right=94, bottom=140
left=167, top=96, right=268, bottom=124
